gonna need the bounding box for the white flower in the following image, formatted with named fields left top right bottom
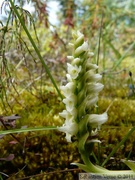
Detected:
left=86, top=63, right=98, bottom=71
left=58, top=121, right=78, bottom=142
left=86, top=95, right=98, bottom=108
left=88, top=112, right=108, bottom=127
left=84, top=72, right=102, bottom=82
left=75, top=42, right=88, bottom=57
left=77, top=30, right=84, bottom=37
left=72, top=31, right=84, bottom=39
left=58, top=31, right=108, bottom=144
left=59, top=110, right=68, bottom=119
left=60, top=82, right=76, bottom=97
left=66, top=74, right=72, bottom=82
left=59, top=108, right=77, bottom=121
left=67, top=63, right=81, bottom=79
left=72, top=58, right=81, bottom=65
left=67, top=56, right=74, bottom=60
left=63, top=94, right=77, bottom=112
left=87, top=83, right=104, bottom=94
left=88, top=52, right=94, bottom=57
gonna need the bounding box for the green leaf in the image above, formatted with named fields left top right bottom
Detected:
left=0, top=126, right=58, bottom=135
left=71, top=162, right=109, bottom=173
left=71, top=162, right=91, bottom=172
left=123, top=160, right=135, bottom=172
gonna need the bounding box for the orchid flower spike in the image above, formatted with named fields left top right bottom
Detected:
left=58, top=31, right=108, bottom=143
left=58, top=31, right=135, bottom=177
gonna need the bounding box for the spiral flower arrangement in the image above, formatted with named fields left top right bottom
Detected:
left=58, top=31, right=135, bottom=175
left=58, top=31, right=107, bottom=143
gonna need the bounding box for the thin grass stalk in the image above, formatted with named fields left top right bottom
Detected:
left=113, top=41, right=135, bottom=70
left=0, top=126, right=58, bottom=135
left=101, top=126, right=135, bottom=167
left=9, top=0, right=63, bottom=100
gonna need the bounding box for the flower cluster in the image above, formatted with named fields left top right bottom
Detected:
left=58, top=31, right=108, bottom=142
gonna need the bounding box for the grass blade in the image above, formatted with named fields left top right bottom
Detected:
left=101, top=126, right=135, bottom=167
left=113, top=41, right=135, bottom=70
left=0, top=126, right=58, bottom=135
left=9, top=0, right=63, bottom=100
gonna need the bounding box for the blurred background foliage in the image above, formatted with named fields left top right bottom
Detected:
left=0, top=0, right=135, bottom=179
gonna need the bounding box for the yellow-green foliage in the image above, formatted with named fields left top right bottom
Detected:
left=1, top=84, right=135, bottom=178
left=0, top=85, right=81, bottom=179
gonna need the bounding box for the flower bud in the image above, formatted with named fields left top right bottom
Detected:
left=75, top=42, right=88, bottom=57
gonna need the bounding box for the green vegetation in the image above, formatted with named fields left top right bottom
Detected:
left=0, top=0, right=135, bottom=179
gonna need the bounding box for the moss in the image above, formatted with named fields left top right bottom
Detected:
left=1, top=84, right=135, bottom=178
left=0, top=85, right=82, bottom=179
left=91, top=86, right=135, bottom=170
left=0, top=130, right=81, bottom=179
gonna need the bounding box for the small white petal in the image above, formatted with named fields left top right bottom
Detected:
left=59, top=110, right=68, bottom=119
left=91, top=129, right=98, bottom=136
left=68, top=43, right=74, bottom=47
left=81, top=41, right=89, bottom=51
left=72, top=58, right=81, bottom=65
left=58, top=121, right=78, bottom=142
left=75, top=42, right=88, bottom=57
left=67, top=63, right=81, bottom=79
left=65, top=133, right=72, bottom=142
left=84, top=72, right=102, bottom=82
left=87, top=83, right=104, bottom=94
left=60, top=82, right=76, bottom=97
left=88, top=112, right=108, bottom=127
left=86, top=63, right=98, bottom=71
left=68, top=107, right=77, bottom=117
left=86, top=95, right=98, bottom=108
left=88, top=52, right=94, bottom=57
left=66, top=74, right=72, bottom=82
left=77, top=31, right=83, bottom=37
left=89, top=139, right=101, bottom=143
left=59, top=108, right=77, bottom=121
left=63, top=94, right=77, bottom=112
left=67, top=56, right=74, bottom=60
left=73, top=31, right=83, bottom=39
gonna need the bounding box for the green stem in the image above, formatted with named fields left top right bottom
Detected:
left=80, top=151, right=107, bottom=173
left=9, top=0, right=63, bottom=100
left=77, top=117, right=106, bottom=173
